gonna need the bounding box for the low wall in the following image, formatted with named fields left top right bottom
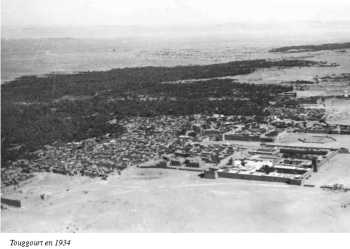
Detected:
left=202, top=170, right=218, bottom=179
left=274, top=167, right=308, bottom=175
left=1, top=197, right=21, bottom=208
left=224, top=134, right=260, bottom=141
left=217, top=171, right=303, bottom=185
left=178, top=167, right=204, bottom=172
left=138, top=164, right=203, bottom=172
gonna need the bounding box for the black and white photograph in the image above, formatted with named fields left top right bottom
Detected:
left=1, top=0, right=350, bottom=239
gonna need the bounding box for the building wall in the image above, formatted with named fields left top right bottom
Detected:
left=224, top=134, right=260, bottom=141
left=217, top=171, right=303, bottom=185
left=1, top=198, right=21, bottom=208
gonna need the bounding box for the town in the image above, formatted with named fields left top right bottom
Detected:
left=3, top=90, right=350, bottom=191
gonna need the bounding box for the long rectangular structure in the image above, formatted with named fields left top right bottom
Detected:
left=213, top=169, right=308, bottom=185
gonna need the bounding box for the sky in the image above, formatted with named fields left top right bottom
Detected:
left=2, top=0, right=350, bottom=27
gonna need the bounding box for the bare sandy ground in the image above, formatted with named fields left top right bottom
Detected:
left=277, top=133, right=350, bottom=150
left=233, top=49, right=350, bottom=86
left=305, top=154, right=350, bottom=186
left=325, top=99, right=350, bottom=125
left=2, top=166, right=350, bottom=232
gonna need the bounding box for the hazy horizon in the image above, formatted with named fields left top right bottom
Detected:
left=2, top=20, right=350, bottom=40
left=3, top=0, right=350, bottom=25
left=2, top=0, right=350, bottom=39
left=2, top=0, right=350, bottom=82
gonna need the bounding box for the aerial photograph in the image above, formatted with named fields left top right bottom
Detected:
left=1, top=0, right=350, bottom=234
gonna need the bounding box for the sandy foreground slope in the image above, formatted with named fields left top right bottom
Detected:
left=1, top=165, right=350, bottom=232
